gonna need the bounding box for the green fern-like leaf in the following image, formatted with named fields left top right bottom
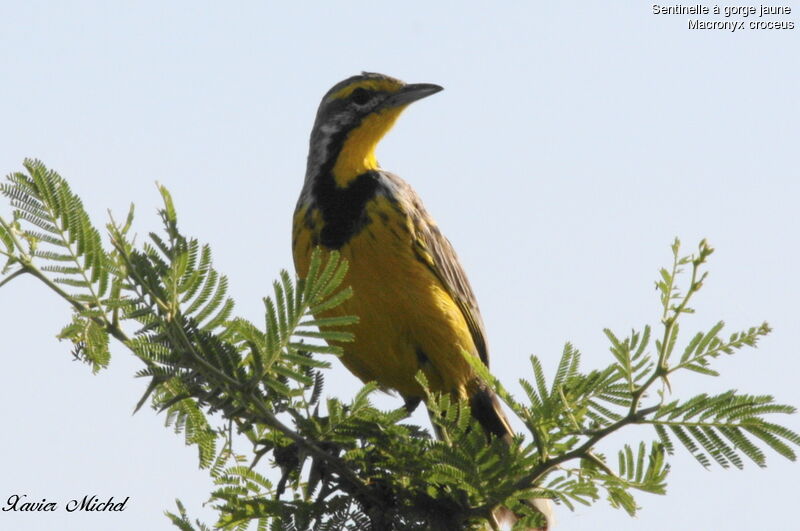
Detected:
left=57, top=310, right=111, bottom=372
left=648, top=391, right=798, bottom=469
left=1, top=159, right=109, bottom=299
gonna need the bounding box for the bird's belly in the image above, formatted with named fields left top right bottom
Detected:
left=293, top=201, right=476, bottom=399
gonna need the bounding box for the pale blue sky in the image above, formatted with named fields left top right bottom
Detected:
left=1, top=2, right=798, bottom=530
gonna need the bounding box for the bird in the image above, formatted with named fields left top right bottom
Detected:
left=292, top=72, right=552, bottom=530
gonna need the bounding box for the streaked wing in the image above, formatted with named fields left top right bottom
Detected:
left=411, top=207, right=490, bottom=367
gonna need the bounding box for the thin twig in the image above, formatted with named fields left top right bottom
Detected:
left=0, top=267, right=26, bottom=288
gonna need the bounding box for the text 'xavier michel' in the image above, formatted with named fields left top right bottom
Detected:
left=2, top=494, right=130, bottom=513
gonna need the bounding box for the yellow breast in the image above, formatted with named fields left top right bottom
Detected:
left=293, top=196, right=477, bottom=400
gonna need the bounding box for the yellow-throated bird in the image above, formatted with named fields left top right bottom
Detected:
left=292, top=72, right=552, bottom=529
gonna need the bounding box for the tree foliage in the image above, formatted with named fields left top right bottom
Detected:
left=1, top=159, right=798, bottom=530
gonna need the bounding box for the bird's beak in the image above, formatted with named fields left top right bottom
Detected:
left=382, top=83, right=443, bottom=109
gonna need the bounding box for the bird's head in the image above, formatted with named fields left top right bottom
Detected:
left=306, top=72, right=443, bottom=187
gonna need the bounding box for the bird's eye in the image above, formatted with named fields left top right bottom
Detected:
left=351, top=87, right=371, bottom=105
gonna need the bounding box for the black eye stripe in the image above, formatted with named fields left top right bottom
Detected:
left=351, top=87, right=371, bottom=105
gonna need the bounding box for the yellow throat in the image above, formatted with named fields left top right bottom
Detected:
left=331, top=106, right=406, bottom=187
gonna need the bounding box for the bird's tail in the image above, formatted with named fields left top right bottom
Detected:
left=469, top=385, right=554, bottom=531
